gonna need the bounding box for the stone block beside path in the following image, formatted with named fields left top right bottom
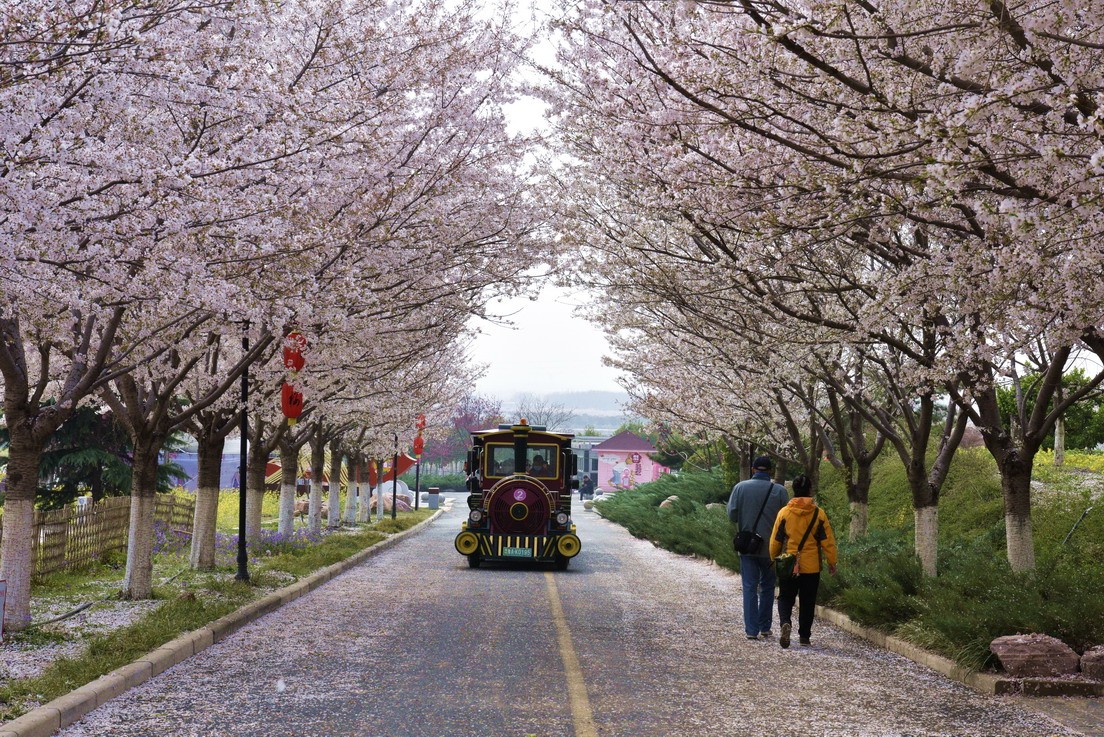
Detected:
left=1081, top=645, right=1104, bottom=680
left=990, top=634, right=1080, bottom=677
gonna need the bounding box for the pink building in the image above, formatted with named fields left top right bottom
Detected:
left=592, top=431, right=670, bottom=492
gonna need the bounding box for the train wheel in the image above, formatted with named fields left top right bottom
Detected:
left=467, top=554, right=481, bottom=569
left=554, top=554, right=569, bottom=571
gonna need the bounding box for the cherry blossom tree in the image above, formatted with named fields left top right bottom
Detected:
left=544, top=0, right=1104, bottom=571
left=2, top=0, right=551, bottom=622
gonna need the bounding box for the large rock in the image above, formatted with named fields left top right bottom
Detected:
left=1081, top=646, right=1104, bottom=680
left=990, top=634, right=1080, bottom=677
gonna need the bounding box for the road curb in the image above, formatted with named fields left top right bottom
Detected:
left=0, top=508, right=447, bottom=737
left=815, top=605, right=1104, bottom=697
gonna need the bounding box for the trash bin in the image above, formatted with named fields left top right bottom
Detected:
left=427, top=486, right=440, bottom=510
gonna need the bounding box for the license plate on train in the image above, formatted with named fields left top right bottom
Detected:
left=503, top=547, right=532, bottom=558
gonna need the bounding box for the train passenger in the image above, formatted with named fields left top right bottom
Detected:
left=528, top=455, right=549, bottom=475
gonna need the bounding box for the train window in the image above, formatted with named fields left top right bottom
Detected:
left=526, top=446, right=558, bottom=478
left=483, top=443, right=559, bottom=478
left=486, top=445, right=515, bottom=477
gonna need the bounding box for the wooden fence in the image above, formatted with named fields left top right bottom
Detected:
left=0, top=494, right=195, bottom=579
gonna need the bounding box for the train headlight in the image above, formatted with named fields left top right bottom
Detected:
left=469, top=509, right=484, bottom=524
left=555, top=512, right=569, bottom=526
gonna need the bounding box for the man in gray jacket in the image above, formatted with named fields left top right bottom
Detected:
left=728, top=455, right=788, bottom=640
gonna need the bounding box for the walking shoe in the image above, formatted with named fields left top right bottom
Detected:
left=746, top=634, right=759, bottom=640
left=760, top=630, right=773, bottom=640
left=799, top=637, right=811, bottom=646
left=779, top=623, right=791, bottom=649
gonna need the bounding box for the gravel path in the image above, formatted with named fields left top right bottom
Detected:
left=50, top=496, right=1085, bottom=737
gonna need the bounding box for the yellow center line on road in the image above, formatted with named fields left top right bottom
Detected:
left=545, top=571, right=598, bottom=737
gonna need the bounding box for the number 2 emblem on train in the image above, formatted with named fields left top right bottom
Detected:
left=454, top=419, right=582, bottom=569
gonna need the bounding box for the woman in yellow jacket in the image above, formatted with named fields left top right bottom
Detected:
left=769, top=475, right=838, bottom=648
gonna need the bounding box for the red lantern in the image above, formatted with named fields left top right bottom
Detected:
left=415, top=413, right=426, bottom=430
left=413, top=435, right=424, bottom=456
left=281, top=382, right=304, bottom=424
left=283, top=332, right=307, bottom=372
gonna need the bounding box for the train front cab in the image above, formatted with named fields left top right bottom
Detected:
left=454, top=420, right=581, bottom=570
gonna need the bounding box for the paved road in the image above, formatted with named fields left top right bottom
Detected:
left=57, top=494, right=1092, bottom=737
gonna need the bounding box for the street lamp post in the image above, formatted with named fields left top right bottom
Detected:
left=391, top=434, right=399, bottom=520
left=236, top=329, right=249, bottom=582
left=413, top=412, right=425, bottom=510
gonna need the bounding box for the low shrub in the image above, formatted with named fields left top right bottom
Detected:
left=600, top=462, right=1102, bottom=670
left=398, top=471, right=466, bottom=492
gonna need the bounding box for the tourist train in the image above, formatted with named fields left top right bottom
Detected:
left=454, top=420, right=581, bottom=569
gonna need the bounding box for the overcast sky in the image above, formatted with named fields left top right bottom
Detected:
left=463, top=13, right=625, bottom=401
left=467, top=281, right=623, bottom=399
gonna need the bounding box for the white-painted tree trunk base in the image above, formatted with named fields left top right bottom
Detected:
left=246, top=488, right=264, bottom=540
left=1006, top=512, right=1036, bottom=573
left=190, top=486, right=220, bottom=569
left=123, top=494, right=157, bottom=599
left=328, top=484, right=341, bottom=529
left=0, top=498, right=36, bottom=630
left=849, top=502, right=868, bottom=541
left=1054, top=418, right=1066, bottom=467
left=357, top=481, right=370, bottom=522
left=343, top=481, right=357, bottom=525
left=915, top=506, right=938, bottom=577
left=278, top=481, right=296, bottom=536
left=309, top=480, right=323, bottom=534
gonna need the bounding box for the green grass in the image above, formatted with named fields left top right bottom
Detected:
left=596, top=448, right=1104, bottom=671
left=215, top=489, right=293, bottom=530
left=0, top=508, right=433, bottom=720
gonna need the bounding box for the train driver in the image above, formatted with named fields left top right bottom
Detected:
left=528, top=455, right=550, bottom=476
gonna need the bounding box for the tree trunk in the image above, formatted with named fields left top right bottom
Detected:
left=914, top=504, right=938, bottom=577
left=328, top=439, right=343, bottom=529
left=122, top=438, right=162, bottom=599
left=1002, top=460, right=1036, bottom=573
left=848, top=461, right=872, bottom=540
left=1054, top=417, right=1066, bottom=467
left=357, top=478, right=369, bottom=522
left=343, top=457, right=358, bottom=525
left=0, top=445, right=41, bottom=631
left=190, top=434, right=224, bottom=570
left=278, top=443, right=299, bottom=536
left=355, top=460, right=370, bottom=522
left=905, top=459, right=940, bottom=576
left=309, top=437, right=326, bottom=533
left=849, top=502, right=868, bottom=541
left=90, top=464, right=104, bottom=504
left=375, top=459, right=385, bottom=521
left=246, top=441, right=268, bottom=540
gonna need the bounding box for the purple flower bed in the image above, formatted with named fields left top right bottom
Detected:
left=214, top=528, right=329, bottom=566
left=154, top=523, right=333, bottom=566
left=152, top=521, right=192, bottom=556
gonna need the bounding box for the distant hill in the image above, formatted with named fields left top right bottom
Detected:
left=500, top=390, right=638, bottom=434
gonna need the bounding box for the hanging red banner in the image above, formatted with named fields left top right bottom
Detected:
left=283, top=332, right=307, bottom=372
left=281, top=382, right=304, bottom=424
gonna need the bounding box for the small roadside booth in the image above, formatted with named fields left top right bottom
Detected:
left=592, top=431, right=670, bottom=492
